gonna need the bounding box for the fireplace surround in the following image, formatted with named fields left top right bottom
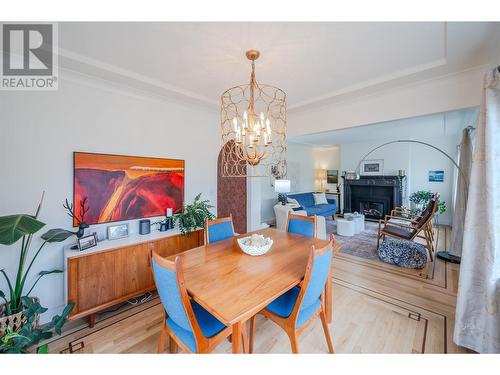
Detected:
left=342, top=176, right=405, bottom=220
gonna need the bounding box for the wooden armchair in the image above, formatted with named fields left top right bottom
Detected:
left=377, top=197, right=438, bottom=261
left=389, top=194, right=439, bottom=243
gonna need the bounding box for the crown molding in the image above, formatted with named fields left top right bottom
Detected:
left=287, top=64, right=486, bottom=138
left=58, top=48, right=219, bottom=108
left=288, top=58, right=448, bottom=111
left=290, top=64, right=488, bottom=116
left=58, top=66, right=218, bottom=114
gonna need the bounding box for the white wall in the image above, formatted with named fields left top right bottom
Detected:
left=340, top=135, right=459, bottom=225
left=0, top=71, right=219, bottom=322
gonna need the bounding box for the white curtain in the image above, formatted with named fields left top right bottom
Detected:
left=449, top=128, right=473, bottom=257
left=454, top=67, right=500, bottom=353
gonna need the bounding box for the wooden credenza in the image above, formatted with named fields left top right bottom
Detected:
left=64, top=229, right=203, bottom=326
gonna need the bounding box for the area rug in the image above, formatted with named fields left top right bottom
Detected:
left=326, top=219, right=380, bottom=260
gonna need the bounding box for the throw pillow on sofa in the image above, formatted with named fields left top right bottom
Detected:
left=313, top=192, right=328, bottom=205
left=287, top=197, right=300, bottom=208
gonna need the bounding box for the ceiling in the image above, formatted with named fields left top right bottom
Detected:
left=289, top=108, right=479, bottom=146
left=58, top=22, right=500, bottom=109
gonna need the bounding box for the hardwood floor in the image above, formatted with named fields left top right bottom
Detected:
left=44, top=225, right=469, bottom=354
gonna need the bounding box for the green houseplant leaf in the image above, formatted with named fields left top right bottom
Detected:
left=0, top=214, right=45, bottom=245
left=41, top=228, right=75, bottom=242
left=0, top=196, right=75, bottom=316
left=174, top=193, right=215, bottom=235
left=0, top=300, right=74, bottom=353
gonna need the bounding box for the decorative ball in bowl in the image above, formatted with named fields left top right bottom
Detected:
left=237, top=234, right=273, bottom=256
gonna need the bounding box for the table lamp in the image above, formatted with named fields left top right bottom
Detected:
left=275, top=179, right=291, bottom=205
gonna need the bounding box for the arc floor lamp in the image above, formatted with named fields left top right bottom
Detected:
left=352, top=139, right=471, bottom=264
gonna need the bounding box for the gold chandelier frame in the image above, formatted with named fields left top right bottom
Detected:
left=220, top=50, right=287, bottom=177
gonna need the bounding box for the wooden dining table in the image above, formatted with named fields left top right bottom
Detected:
left=167, top=227, right=340, bottom=353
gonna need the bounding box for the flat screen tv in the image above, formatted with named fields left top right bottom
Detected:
left=73, top=152, right=185, bottom=226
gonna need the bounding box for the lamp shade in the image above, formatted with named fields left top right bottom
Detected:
left=274, top=179, right=291, bottom=193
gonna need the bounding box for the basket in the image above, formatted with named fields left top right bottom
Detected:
left=237, top=236, right=273, bottom=256
left=0, top=297, right=40, bottom=337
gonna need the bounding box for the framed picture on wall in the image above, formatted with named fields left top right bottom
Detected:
left=360, top=159, right=384, bottom=176
left=73, top=152, right=185, bottom=226
left=327, top=170, right=338, bottom=184
left=428, top=170, right=444, bottom=182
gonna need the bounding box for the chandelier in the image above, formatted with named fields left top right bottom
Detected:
left=220, top=50, right=287, bottom=177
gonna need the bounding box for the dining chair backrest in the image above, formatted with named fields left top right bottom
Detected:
left=286, top=212, right=317, bottom=238
left=151, top=252, right=197, bottom=334
left=205, top=215, right=235, bottom=244
left=292, top=240, right=333, bottom=315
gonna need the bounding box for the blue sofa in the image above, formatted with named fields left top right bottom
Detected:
left=287, top=192, right=337, bottom=218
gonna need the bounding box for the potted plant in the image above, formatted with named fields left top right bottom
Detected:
left=0, top=193, right=75, bottom=343
left=0, top=297, right=73, bottom=353
left=409, top=190, right=446, bottom=214
left=174, top=193, right=215, bottom=235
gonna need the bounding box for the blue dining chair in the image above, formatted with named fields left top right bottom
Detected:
left=286, top=212, right=317, bottom=238
left=248, top=240, right=335, bottom=354
left=204, top=215, right=235, bottom=244
left=151, top=251, right=233, bottom=353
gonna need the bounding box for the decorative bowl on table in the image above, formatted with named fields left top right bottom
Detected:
left=237, top=234, right=273, bottom=256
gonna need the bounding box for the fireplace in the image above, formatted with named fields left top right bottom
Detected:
left=343, top=176, right=405, bottom=220
left=358, top=199, right=385, bottom=218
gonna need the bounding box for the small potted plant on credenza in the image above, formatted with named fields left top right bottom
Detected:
left=174, top=193, right=216, bottom=235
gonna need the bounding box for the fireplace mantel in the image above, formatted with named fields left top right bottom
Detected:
left=342, top=175, right=405, bottom=220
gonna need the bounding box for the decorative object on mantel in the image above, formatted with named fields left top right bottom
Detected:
left=353, top=138, right=472, bottom=264
left=343, top=171, right=358, bottom=180
left=275, top=179, right=291, bottom=205
left=63, top=197, right=89, bottom=249
left=220, top=50, right=287, bottom=177
left=0, top=192, right=74, bottom=350
left=237, top=233, right=273, bottom=256
left=174, top=193, right=215, bottom=235
left=360, top=159, right=384, bottom=176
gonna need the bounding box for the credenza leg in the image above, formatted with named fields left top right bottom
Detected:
left=87, top=313, right=96, bottom=328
